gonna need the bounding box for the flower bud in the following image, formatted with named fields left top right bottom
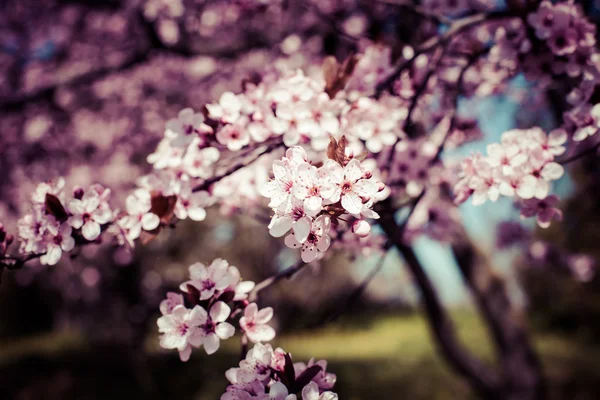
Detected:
left=73, top=187, right=84, bottom=199
left=352, top=220, right=371, bottom=238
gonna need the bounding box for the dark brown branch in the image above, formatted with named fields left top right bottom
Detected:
left=191, top=140, right=284, bottom=193
left=451, top=239, right=545, bottom=399
left=378, top=200, right=500, bottom=398
left=310, top=247, right=390, bottom=327
left=559, top=140, right=600, bottom=165
left=375, top=10, right=512, bottom=97
left=248, top=259, right=306, bottom=302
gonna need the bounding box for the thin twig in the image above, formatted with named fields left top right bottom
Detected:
left=310, top=247, right=390, bottom=327
left=559, top=140, right=600, bottom=165
left=248, top=259, right=306, bottom=302
left=192, top=140, right=284, bottom=193
left=375, top=10, right=512, bottom=97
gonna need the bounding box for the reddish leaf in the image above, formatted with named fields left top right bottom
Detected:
left=292, top=365, right=322, bottom=393
left=323, top=55, right=360, bottom=98
left=327, top=137, right=338, bottom=161
left=184, top=284, right=202, bottom=307
left=45, top=193, right=68, bottom=222
left=150, top=192, right=177, bottom=224
left=284, top=353, right=296, bottom=386
left=322, top=56, right=339, bottom=95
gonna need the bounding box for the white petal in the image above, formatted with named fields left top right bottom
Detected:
left=269, top=216, right=293, bottom=237
left=215, top=322, right=235, bottom=340
left=344, top=159, right=363, bottom=181
left=301, top=245, right=318, bottom=263
left=293, top=217, right=311, bottom=243
left=203, top=333, right=220, bottom=355
left=341, top=192, right=363, bottom=214
left=82, top=221, right=101, bottom=241
left=209, top=301, right=231, bottom=323
left=141, top=213, right=160, bottom=230
left=179, top=345, right=192, bottom=362
left=187, top=207, right=207, bottom=221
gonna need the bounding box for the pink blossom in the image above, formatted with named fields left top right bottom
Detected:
left=40, top=223, right=75, bottom=266
left=352, top=219, right=371, bottom=237
left=216, top=121, right=251, bottom=151
left=181, top=139, right=220, bottom=179
left=285, top=215, right=331, bottom=263
left=301, top=382, right=338, bottom=400
left=240, top=303, right=276, bottom=343
left=165, top=107, right=212, bottom=147
left=207, top=91, right=243, bottom=124
left=159, top=292, right=184, bottom=315
left=520, top=195, right=563, bottom=228
left=174, top=186, right=211, bottom=222
left=67, top=186, right=114, bottom=241
left=195, top=301, right=236, bottom=355
left=157, top=305, right=205, bottom=362
left=326, top=159, right=378, bottom=215
left=118, top=189, right=161, bottom=244
left=180, top=259, right=236, bottom=300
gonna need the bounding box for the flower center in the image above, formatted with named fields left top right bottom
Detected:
left=341, top=181, right=353, bottom=194
left=307, top=232, right=318, bottom=244
left=308, top=186, right=320, bottom=196
left=178, top=323, right=190, bottom=336
left=202, top=321, right=216, bottom=334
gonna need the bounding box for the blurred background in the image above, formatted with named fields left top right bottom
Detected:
left=1, top=0, right=600, bottom=399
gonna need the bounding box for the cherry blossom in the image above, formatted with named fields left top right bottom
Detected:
left=117, top=189, right=161, bottom=244
left=160, top=292, right=184, bottom=315
left=40, top=223, right=75, bottom=266
left=165, top=107, right=213, bottom=147
left=195, top=301, right=236, bottom=355
left=157, top=305, right=206, bottom=362
left=240, top=303, right=276, bottom=344
left=519, top=195, right=563, bottom=228
left=285, top=215, right=331, bottom=263
left=326, top=159, right=379, bottom=215
left=455, top=127, right=566, bottom=219
left=301, top=382, right=338, bottom=400
left=179, top=259, right=236, bottom=300
left=67, top=186, right=114, bottom=241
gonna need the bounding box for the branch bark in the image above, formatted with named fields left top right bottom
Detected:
left=378, top=201, right=501, bottom=398
left=452, top=238, right=546, bottom=400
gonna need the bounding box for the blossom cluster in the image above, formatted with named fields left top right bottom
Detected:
left=262, top=144, right=386, bottom=262
left=491, top=1, right=599, bottom=108
left=157, top=258, right=276, bottom=361
left=454, top=128, right=566, bottom=227
left=17, top=179, right=116, bottom=265
left=221, top=343, right=338, bottom=400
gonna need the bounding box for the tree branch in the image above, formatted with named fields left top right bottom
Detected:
left=451, top=238, right=546, bottom=399
left=192, top=140, right=284, bottom=193
left=378, top=200, right=500, bottom=398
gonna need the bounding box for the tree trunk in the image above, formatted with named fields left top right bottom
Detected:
left=452, top=240, right=545, bottom=400
left=379, top=202, right=545, bottom=399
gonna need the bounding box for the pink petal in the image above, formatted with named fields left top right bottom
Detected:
left=215, top=322, right=235, bottom=340
left=341, top=192, right=363, bottom=214
left=82, top=221, right=101, bottom=241
left=209, top=301, right=231, bottom=323
left=255, top=307, right=274, bottom=324
left=203, top=333, right=220, bottom=355
left=293, top=217, right=311, bottom=243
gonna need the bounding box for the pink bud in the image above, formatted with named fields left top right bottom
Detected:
left=352, top=220, right=371, bottom=238
left=377, top=181, right=386, bottom=192
left=73, top=187, right=84, bottom=199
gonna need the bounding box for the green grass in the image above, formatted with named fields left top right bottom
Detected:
left=1, top=311, right=599, bottom=399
